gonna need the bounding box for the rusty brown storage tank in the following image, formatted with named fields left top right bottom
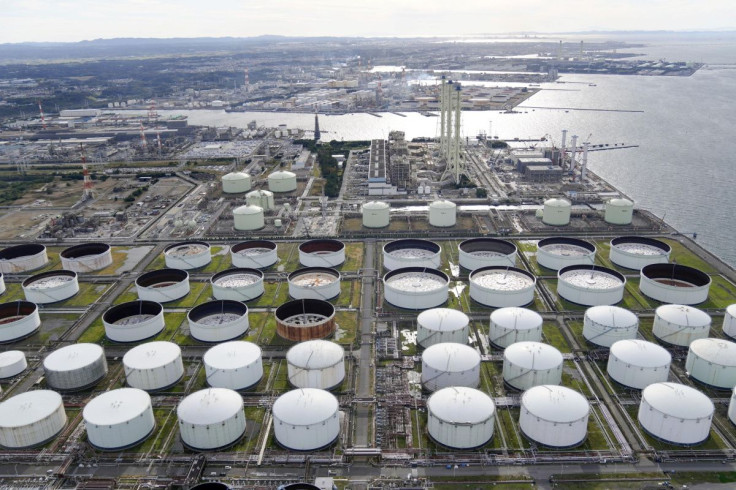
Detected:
left=275, top=299, right=336, bottom=341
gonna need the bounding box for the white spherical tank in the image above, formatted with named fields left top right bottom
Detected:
left=609, top=236, right=671, bottom=270
left=22, top=270, right=79, bottom=304
left=469, top=266, right=536, bottom=308
left=0, top=301, right=41, bottom=343
left=429, top=200, right=457, bottom=227
left=458, top=238, right=517, bottom=271
left=542, top=198, right=571, bottom=226
left=60, top=243, right=113, bottom=273
left=503, top=341, right=563, bottom=391
left=44, top=343, right=108, bottom=391
left=231, top=240, right=278, bottom=269
left=103, top=300, right=165, bottom=343
left=288, top=267, right=341, bottom=300
left=383, top=239, right=441, bottom=271
left=536, top=237, right=596, bottom=271
left=557, top=265, right=626, bottom=306
left=286, top=340, right=345, bottom=390
left=124, top=341, right=184, bottom=392
left=222, top=171, right=252, bottom=193
left=211, top=268, right=265, bottom=302
left=724, top=304, right=736, bottom=339
left=204, top=341, right=263, bottom=390
left=362, top=201, right=390, bottom=228
left=607, top=339, right=671, bottom=390
left=653, top=304, right=711, bottom=347
left=383, top=267, right=449, bottom=310
left=519, top=385, right=590, bottom=448
left=178, top=388, right=246, bottom=450
left=164, top=241, right=211, bottom=270
left=421, top=343, right=481, bottom=392
left=686, top=338, right=736, bottom=389
left=0, top=350, right=27, bottom=379
left=638, top=382, right=714, bottom=445
left=0, top=243, right=48, bottom=273
left=268, top=170, right=297, bottom=193
left=583, top=305, right=639, bottom=347
left=604, top=198, right=634, bottom=225
left=0, top=390, right=66, bottom=448
left=299, top=239, right=346, bottom=267
left=729, top=387, right=736, bottom=425
left=245, top=189, right=275, bottom=210
left=233, top=205, right=265, bottom=231
left=489, top=307, right=543, bottom=348
left=188, top=300, right=249, bottom=343
left=136, top=269, right=190, bottom=303
left=416, top=308, right=470, bottom=348
left=640, top=264, right=711, bottom=305
left=83, top=388, right=155, bottom=450
left=427, top=387, right=495, bottom=449
left=272, top=388, right=340, bottom=451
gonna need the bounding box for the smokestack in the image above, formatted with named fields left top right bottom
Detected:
left=581, top=142, right=589, bottom=181
left=570, top=135, right=578, bottom=171
left=561, top=129, right=568, bottom=151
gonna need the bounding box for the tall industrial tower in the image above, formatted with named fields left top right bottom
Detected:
left=440, top=82, right=465, bottom=185
left=80, top=144, right=93, bottom=201
left=314, top=113, right=321, bottom=141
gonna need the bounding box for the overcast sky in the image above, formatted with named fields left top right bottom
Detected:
left=1, top=0, right=734, bottom=44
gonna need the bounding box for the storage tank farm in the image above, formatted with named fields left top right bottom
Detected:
left=469, top=266, right=536, bottom=308
left=428, top=200, right=457, bottom=227
left=0, top=243, right=48, bottom=273
left=609, top=236, right=671, bottom=270
left=519, top=385, right=590, bottom=447
left=177, top=388, right=246, bottom=450
left=542, top=198, right=572, bottom=226
left=383, top=267, right=449, bottom=310
left=268, top=170, right=297, bottom=193
left=187, top=300, right=249, bottom=342
left=203, top=341, right=263, bottom=390
left=685, top=338, right=736, bottom=389
left=489, top=307, right=543, bottom=348
left=123, top=341, right=184, bottom=392
left=383, top=239, right=441, bottom=271
left=416, top=308, right=470, bottom=348
left=536, top=237, right=596, bottom=271
left=231, top=240, right=278, bottom=269
left=136, top=269, right=190, bottom=303
left=0, top=272, right=4, bottom=296
left=557, top=265, right=626, bottom=306
left=458, top=238, right=518, bottom=271
left=652, top=304, right=711, bottom=347
left=245, top=189, right=275, bottom=210
left=640, top=263, right=711, bottom=305
left=83, top=388, right=155, bottom=450
left=43, top=343, right=108, bottom=391
left=103, top=300, right=165, bottom=342
left=607, top=339, right=672, bottom=389
left=729, top=387, right=736, bottom=425
left=0, top=300, right=41, bottom=343
left=299, top=239, right=345, bottom=267
left=60, top=243, right=113, bottom=272
left=221, top=171, right=251, bottom=193
left=22, top=270, right=79, bottom=304
left=0, top=350, right=27, bottom=379
left=288, top=267, right=341, bottom=300
left=421, top=343, right=481, bottom=392
left=286, top=340, right=345, bottom=390
left=0, top=390, right=67, bottom=448
left=427, top=387, right=496, bottom=449
left=233, top=204, right=265, bottom=231
left=210, top=268, right=264, bottom=301
left=272, top=388, right=340, bottom=451
left=638, top=382, right=714, bottom=445
left=362, top=201, right=390, bottom=228
left=164, top=241, right=212, bottom=270
left=502, top=341, right=563, bottom=391
left=583, top=305, right=639, bottom=347
left=275, top=298, right=336, bottom=341
left=724, top=304, right=736, bottom=338
left=604, top=197, right=635, bottom=225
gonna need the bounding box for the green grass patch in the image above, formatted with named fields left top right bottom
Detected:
left=341, top=242, right=364, bottom=271
left=543, top=321, right=571, bottom=353
left=57, top=282, right=110, bottom=307
left=661, top=238, right=718, bottom=274
left=249, top=280, right=289, bottom=307
left=334, top=310, right=359, bottom=346
left=135, top=408, right=178, bottom=454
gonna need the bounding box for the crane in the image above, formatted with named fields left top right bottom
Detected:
left=37, top=101, right=47, bottom=130
left=80, top=144, right=93, bottom=201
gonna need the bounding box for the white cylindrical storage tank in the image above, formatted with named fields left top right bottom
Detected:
left=245, top=189, right=275, bottom=211
left=638, top=382, right=714, bottom=446
left=427, top=387, right=495, bottom=449
left=43, top=343, right=107, bottom=391
left=286, top=340, right=345, bottom=390
left=0, top=350, right=27, bottom=379
left=604, top=197, right=634, bottom=225
left=489, top=307, right=543, bottom=348
left=299, top=239, right=346, bottom=267
left=686, top=338, right=736, bottom=389
left=103, top=300, right=165, bottom=343
left=188, top=300, right=249, bottom=343
left=729, top=388, right=736, bottom=425
left=640, top=264, right=711, bottom=305
left=724, top=304, right=736, bottom=339
left=469, top=266, right=536, bottom=308
left=362, top=201, right=390, bottom=228
left=429, top=200, right=457, bottom=227
left=272, top=388, right=340, bottom=451
left=557, top=265, right=626, bottom=306
left=421, top=343, right=481, bottom=392
left=204, top=341, right=263, bottom=390
left=383, top=239, right=441, bottom=271
left=519, top=385, right=590, bottom=448
left=123, top=341, right=184, bottom=392
left=0, top=390, right=66, bottom=448
left=0, top=301, right=41, bottom=343
left=0, top=243, right=48, bottom=273
left=0, top=273, right=4, bottom=296
left=83, top=388, right=155, bottom=450
left=458, top=238, right=517, bottom=271
left=416, top=308, right=470, bottom=348
left=609, top=236, right=671, bottom=270
left=503, top=341, right=563, bottom=391
left=231, top=240, right=278, bottom=269
left=583, top=305, right=639, bottom=347
left=22, top=270, right=79, bottom=304
left=211, top=268, right=264, bottom=302
left=233, top=204, right=265, bottom=231
left=607, top=339, right=671, bottom=390
left=288, top=267, right=341, bottom=301
left=60, top=243, right=113, bottom=273
left=383, top=267, right=449, bottom=310
left=268, top=170, right=297, bottom=193
left=164, top=241, right=211, bottom=270
left=542, top=198, right=571, bottom=226
left=222, top=171, right=252, bottom=193
left=177, top=388, right=246, bottom=450
left=136, top=269, right=190, bottom=303
left=536, top=237, right=596, bottom=271
left=653, top=304, right=711, bottom=347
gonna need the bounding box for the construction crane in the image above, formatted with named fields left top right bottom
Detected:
left=37, top=101, right=47, bottom=129
left=139, top=123, right=148, bottom=150
left=80, top=144, right=93, bottom=201
left=156, top=131, right=163, bottom=153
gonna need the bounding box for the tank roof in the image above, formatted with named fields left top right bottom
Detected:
left=417, top=308, right=469, bottom=332
left=642, top=382, right=714, bottom=419
left=727, top=304, right=736, bottom=316
left=610, top=339, right=671, bottom=367
left=689, top=338, right=736, bottom=367
left=422, top=343, right=480, bottom=372
left=272, top=388, right=338, bottom=425
left=246, top=189, right=273, bottom=197
left=83, top=388, right=151, bottom=425
left=269, top=170, right=296, bottom=179
left=585, top=305, right=638, bottom=328
left=177, top=388, right=243, bottom=425
left=123, top=341, right=181, bottom=369
left=287, top=340, right=344, bottom=369
left=0, top=350, right=26, bottom=368
left=522, top=385, right=589, bottom=422
left=44, top=343, right=103, bottom=371
left=233, top=204, right=263, bottom=215
left=0, top=390, right=63, bottom=427
left=656, top=304, right=711, bottom=326
left=428, top=387, right=495, bottom=424
left=504, top=342, right=563, bottom=370
left=608, top=197, right=634, bottom=206
left=223, top=171, right=250, bottom=179
left=490, top=307, right=543, bottom=330
left=429, top=200, right=456, bottom=209
left=363, top=201, right=389, bottom=210
left=544, top=198, right=571, bottom=207
left=204, top=341, right=261, bottom=370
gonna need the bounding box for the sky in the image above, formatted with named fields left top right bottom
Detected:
left=0, top=0, right=734, bottom=44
